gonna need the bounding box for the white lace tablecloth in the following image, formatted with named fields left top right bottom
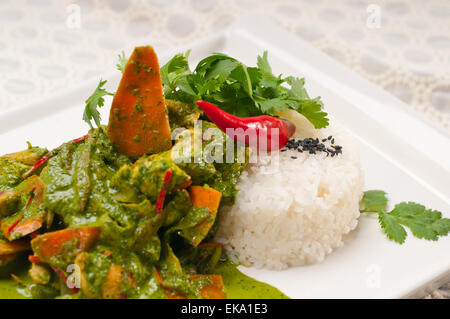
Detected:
left=0, top=0, right=449, bottom=298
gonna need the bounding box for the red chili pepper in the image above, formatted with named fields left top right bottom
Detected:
left=154, top=268, right=163, bottom=286
left=21, top=152, right=53, bottom=179
left=21, top=134, right=90, bottom=179
left=25, top=192, right=34, bottom=209
left=155, top=170, right=172, bottom=214
left=196, top=100, right=296, bottom=151
left=51, top=265, right=79, bottom=293
left=72, top=134, right=90, bottom=143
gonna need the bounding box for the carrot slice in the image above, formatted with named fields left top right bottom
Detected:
left=31, top=226, right=99, bottom=263
left=189, top=186, right=222, bottom=211
left=108, top=46, right=172, bottom=157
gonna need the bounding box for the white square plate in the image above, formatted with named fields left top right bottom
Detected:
left=0, top=15, right=449, bottom=299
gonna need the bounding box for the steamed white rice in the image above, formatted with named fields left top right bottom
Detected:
left=215, top=113, right=364, bottom=270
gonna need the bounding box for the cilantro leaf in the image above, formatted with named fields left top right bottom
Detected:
left=116, top=51, right=127, bottom=73
left=161, top=50, right=329, bottom=129
left=389, top=202, right=449, bottom=241
left=361, top=190, right=450, bottom=244
left=82, top=79, right=113, bottom=129
left=297, top=98, right=329, bottom=129
left=378, top=211, right=407, bottom=244
left=361, top=190, right=388, bottom=212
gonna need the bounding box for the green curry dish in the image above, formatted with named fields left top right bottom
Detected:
left=0, top=100, right=252, bottom=299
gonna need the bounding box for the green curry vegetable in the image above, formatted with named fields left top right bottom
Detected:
left=0, top=99, right=284, bottom=299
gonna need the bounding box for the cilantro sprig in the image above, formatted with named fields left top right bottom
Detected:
left=116, top=51, right=127, bottom=73
left=361, top=190, right=450, bottom=244
left=161, top=51, right=329, bottom=129
left=82, top=79, right=113, bottom=129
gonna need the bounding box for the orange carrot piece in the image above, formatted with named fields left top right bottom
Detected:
left=189, top=186, right=222, bottom=211
left=31, top=226, right=99, bottom=262
left=108, top=46, right=172, bottom=157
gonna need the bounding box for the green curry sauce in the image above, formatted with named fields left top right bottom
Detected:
left=0, top=260, right=288, bottom=299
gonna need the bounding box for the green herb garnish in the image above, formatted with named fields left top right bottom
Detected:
left=361, top=190, right=450, bottom=244
left=116, top=51, right=127, bottom=73
left=82, top=79, right=114, bottom=129
left=161, top=51, right=329, bottom=129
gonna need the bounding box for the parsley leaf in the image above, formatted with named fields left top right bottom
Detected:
left=116, top=51, right=127, bottom=73
left=161, top=50, right=329, bottom=129
left=82, top=79, right=113, bottom=129
left=361, top=190, right=450, bottom=244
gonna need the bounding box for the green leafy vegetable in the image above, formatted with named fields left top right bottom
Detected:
left=161, top=50, right=329, bottom=129
left=116, top=51, right=127, bottom=73
left=361, top=190, right=450, bottom=244
left=82, top=80, right=114, bottom=129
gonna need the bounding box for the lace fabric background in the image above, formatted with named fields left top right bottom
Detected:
left=0, top=0, right=449, bottom=298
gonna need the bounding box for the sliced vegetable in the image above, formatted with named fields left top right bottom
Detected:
left=31, top=226, right=100, bottom=266
left=108, top=46, right=172, bottom=157
left=21, top=134, right=90, bottom=179
left=8, top=214, right=45, bottom=239
left=1, top=146, right=48, bottom=166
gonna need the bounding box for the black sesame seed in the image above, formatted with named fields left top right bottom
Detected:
left=284, top=135, right=342, bottom=158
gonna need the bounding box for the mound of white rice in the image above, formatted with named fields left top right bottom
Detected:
left=215, top=112, right=364, bottom=270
